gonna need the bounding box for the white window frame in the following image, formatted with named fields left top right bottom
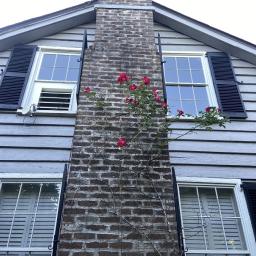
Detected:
left=176, top=176, right=256, bottom=256
left=163, top=51, right=218, bottom=117
left=0, top=173, right=62, bottom=255
left=20, top=46, right=82, bottom=115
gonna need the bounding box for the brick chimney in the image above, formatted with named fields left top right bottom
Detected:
left=58, top=0, right=179, bottom=255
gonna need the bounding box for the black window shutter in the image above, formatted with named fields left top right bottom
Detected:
left=0, top=45, right=37, bottom=110
left=52, top=164, right=68, bottom=256
left=242, top=183, right=256, bottom=240
left=207, top=52, right=246, bottom=119
left=171, top=167, right=185, bottom=256
left=77, top=30, right=88, bottom=102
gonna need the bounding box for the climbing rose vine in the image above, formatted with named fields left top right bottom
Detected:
left=84, top=73, right=228, bottom=148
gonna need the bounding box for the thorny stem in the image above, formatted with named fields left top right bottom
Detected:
left=109, top=210, right=163, bottom=256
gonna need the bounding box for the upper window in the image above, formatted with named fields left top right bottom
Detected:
left=0, top=181, right=61, bottom=255
left=178, top=182, right=251, bottom=255
left=164, top=55, right=217, bottom=116
left=21, top=48, right=81, bottom=114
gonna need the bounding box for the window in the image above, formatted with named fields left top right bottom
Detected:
left=21, top=48, right=81, bottom=114
left=163, top=54, right=217, bottom=116
left=177, top=179, right=256, bottom=255
left=0, top=181, right=61, bottom=255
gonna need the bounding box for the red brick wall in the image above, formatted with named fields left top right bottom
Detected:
left=58, top=1, right=179, bottom=255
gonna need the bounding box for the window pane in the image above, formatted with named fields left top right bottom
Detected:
left=164, top=57, right=178, bottom=83
left=38, top=67, right=53, bottom=80
left=29, top=214, right=56, bottom=247
left=218, top=188, right=239, bottom=218
left=191, top=70, right=205, bottom=83
left=55, top=55, right=69, bottom=68
left=0, top=184, right=20, bottom=247
left=41, top=54, right=55, bottom=68
left=194, top=87, right=208, bottom=100
left=179, top=187, right=200, bottom=216
left=69, top=56, right=80, bottom=68
left=189, top=57, right=203, bottom=70
left=204, top=217, right=226, bottom=250
left=67, top=68, right=79, bottom=81
left=52, top=67, right=67, bottom=81
left=15, top=184, right=40, bottom=213
left=183, top=217, right=206, bottom=250
left=182, top=101, right=196, bottom=115
left=38, top=184, right=61, bottom=213
left=166, top=86, right=179, bottom=100
left=198, top=188, right=219, bottom=217
left=168, top=100, right=181, bottom=116
left=178, top=70, right=192, bottom=83
left=180, top=86, right=193, bottom=100
left=196, top=100, right=209, bottom=113
left=223, top=218, right=246, bottom=250
left=9, top=214, right=30, bottom=247
left=177, top=57, right=189, bottom=69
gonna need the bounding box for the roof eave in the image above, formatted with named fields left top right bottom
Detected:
left=153, top=3, right=256, bottom=65
left=0, top=5, right=95, bottom=52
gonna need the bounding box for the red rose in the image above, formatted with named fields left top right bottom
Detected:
left=205, top=106, right=212, bottom=113
left=125, top=97, right=134, bottom=104
left=132, top=99, right=139, bottom=106
left=84, top=87, right=91, bottom=94
left=177, top=109, right=185, bottom=117
left=117, top=72, right=129, bottom=84
left=143, top=76, right=150, bottom=85
left=155, top=95, right=161, bottom=103
left=152, top=87, right=158, bottom=96
left=161, top=101, right=168, bottom=109
left=129, top=84, right=137, bottom=91
left=117, top=137, right=127, bottom=148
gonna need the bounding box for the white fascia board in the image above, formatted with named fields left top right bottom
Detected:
left=0, top=6, right=94, bottom=41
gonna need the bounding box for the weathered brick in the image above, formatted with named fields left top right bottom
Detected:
left=58, top=0, right=179, bottom=255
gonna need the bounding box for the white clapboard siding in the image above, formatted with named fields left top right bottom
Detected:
left=239, top=85, right=256, bottom=93
left=154, top=22, right=256, bottom=178
left=0, top=22, right=95, bottom=174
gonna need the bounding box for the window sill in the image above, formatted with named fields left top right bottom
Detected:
left=17, top=109, right=77, bottom=118
left=166, top=115, right=196, bottom=122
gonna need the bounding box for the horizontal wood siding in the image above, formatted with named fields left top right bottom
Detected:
left=154, top=22, right=256, bottom=179
left=0, top=113, right=75, bottom=173
left=0, top=22, right=96, bottom=175
left=30, top=23, right=95, bottom=48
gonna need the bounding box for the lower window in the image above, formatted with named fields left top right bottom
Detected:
left=178, top=182, right=250, bottom=255
left=0, top=181, right=61, bottom=255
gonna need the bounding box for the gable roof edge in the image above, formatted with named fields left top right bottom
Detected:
left=153, top=2, right=256, bottom=65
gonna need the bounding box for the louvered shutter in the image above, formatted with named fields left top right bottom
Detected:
left=207, top=52, right=246, bottom=119
left=243, top=183, right=256, bottom=240
left=77, top=30, right=88, bottom=102
left=0, top=45, right=37, bottom=110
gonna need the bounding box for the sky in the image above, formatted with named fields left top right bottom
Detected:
left=0, top=0, right=255, bottom=44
